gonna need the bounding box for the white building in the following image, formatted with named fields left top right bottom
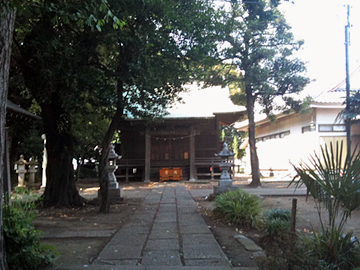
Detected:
left=236, top=89, right=350, bottom=177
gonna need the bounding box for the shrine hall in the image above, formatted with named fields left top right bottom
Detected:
left=116, top=111, right=245, bottom=182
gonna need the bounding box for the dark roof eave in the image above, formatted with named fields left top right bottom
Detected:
left=6, top=100, right=42, bottom=121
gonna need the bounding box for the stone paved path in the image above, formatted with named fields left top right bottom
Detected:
left=58, top=182, right=249, bottom=269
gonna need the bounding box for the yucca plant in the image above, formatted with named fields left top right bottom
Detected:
left=292, top=141, right=360, bottom=268
left=292, top=141, right=360, bottom=233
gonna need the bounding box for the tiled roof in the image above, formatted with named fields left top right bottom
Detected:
left=312, top=88, right=346, bottom=104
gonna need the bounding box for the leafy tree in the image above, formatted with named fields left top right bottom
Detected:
left=95, top=0, right=219, bottom=212
left=338, top=90, right=360, bottom=121
left=213, top=0, right=309, bottom=186
left=10, top=0, right=219, bottom=211
left=10, top=0, right=125, bottom=208
left=220, top=124, right=245, bottom=159
left=1, top=0, right=115, bottom=265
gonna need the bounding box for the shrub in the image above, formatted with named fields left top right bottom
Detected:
left=3, top=189, right=56, bottom=269
left=291, top=141, right=360, bottom=268
left=214, top=188, right=262, bottom=228
left=305, top=227, right=360, bottom=269
left=258, top=235, right=318, bottom=270
left=263, top=208, right=291, bottom=241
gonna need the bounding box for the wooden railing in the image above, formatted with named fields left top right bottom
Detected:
left=115, top=157, right=236, bottom=181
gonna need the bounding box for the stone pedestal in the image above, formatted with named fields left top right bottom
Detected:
left=98, top=187, right=124, bottom=203
left=27, top=157, right=40, bottom=189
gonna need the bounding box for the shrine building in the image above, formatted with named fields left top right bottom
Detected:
left=116, top=111, right=245, bottom=182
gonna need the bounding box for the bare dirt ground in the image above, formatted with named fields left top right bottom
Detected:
left=32, top=180, right=360, bottom=268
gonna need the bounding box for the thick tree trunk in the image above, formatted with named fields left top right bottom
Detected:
left=0, top=3, right=16, bottom=268
left=41, top=93, right=85, bottom=207
left=99, top=80, right=124, bottom=213
left=99, top=107, right=123, bottom=213
left=246, top=88, right=261, bottom=187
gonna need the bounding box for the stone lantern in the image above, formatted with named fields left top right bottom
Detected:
left=213, top=142, right=238, bottom=195
left=98, top=144, right=124, bottom=203
left=108, top=144, right=121, bottom=189
left=27, top=157, right=39, bottom=189
left=15, top=155, right=27, bottom=187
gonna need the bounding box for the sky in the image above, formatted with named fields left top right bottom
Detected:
left=280, top=0, right=360, bottom=96
left=168, top=0, right=360, bottom=117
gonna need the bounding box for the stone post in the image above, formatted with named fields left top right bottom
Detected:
left=41, top=134, right=47, bottom=190
left=27, top=157, right=39, bottom=189
left=15, top=155, right=27, bottom=187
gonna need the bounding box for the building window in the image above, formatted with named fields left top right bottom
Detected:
left=302, top=125, right=316, bottom=133
left=256, top=130, right=290, bottom=142
left=319, top=124, right=346, bottom=132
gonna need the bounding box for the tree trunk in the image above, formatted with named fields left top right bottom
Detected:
left=41, top=93, right=85, bottom=207
left=99, top=107, right=123, bottom=213
left=0, top=2, right=16, bottom=268
left=246, top=88, right=261, bottom=187
left=99, top=80, right=124, bottom=213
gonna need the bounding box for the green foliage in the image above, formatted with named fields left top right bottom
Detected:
left=291, top=141, right=360, bottom=269
left=263, top=208, right=291, bottom=241
left=337, top=91, right=360, bottom=121
left=258, top=235, right=318, bottom=270
left=214, top=0, right=310, bottom=114
left=292, top=141, right=360, bottom=233
left=220, top=124, right=245, bottom=159
left=214, top=189, right=262, bottom=228
left=3, top=189, right=56, bottom=269
left=305, top=228, right=360, bottom=269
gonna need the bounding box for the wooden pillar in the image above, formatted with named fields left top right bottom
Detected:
left=125, top=160, right=129, bottom=183
left=144, top=127, right=151, bottom=182
left=189, top=125, right=196, bottom=181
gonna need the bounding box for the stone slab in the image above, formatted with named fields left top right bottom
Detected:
left=109, top=233, right=147, bottom=246
left=182, top=243, right=227, bottom=259
left=185, top=258, right=231, bottom=266
left=141, top=250, right=182, bottom=266
left=149, top=229, right=178, bottom=239
left=178, top=214, right=207, bottom=226
left=234, top=234, right=263, bottom=252
left=182, top=234, right=218, bottom=245
left=151, top=222, right=178, bottom=232
left=154, top=215, right=177, bottom=223
left=179, top=225, right=212, bottom=234
left=98, top=244, right=142, bottom=260
left=94, top=259, right=138, bottom=266
left=145, top=239, right=179, bottom=251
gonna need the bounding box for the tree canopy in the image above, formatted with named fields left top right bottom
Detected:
left=211, top=0, right=310, bottom=186
left=9, top=0, right=220, bottom=209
